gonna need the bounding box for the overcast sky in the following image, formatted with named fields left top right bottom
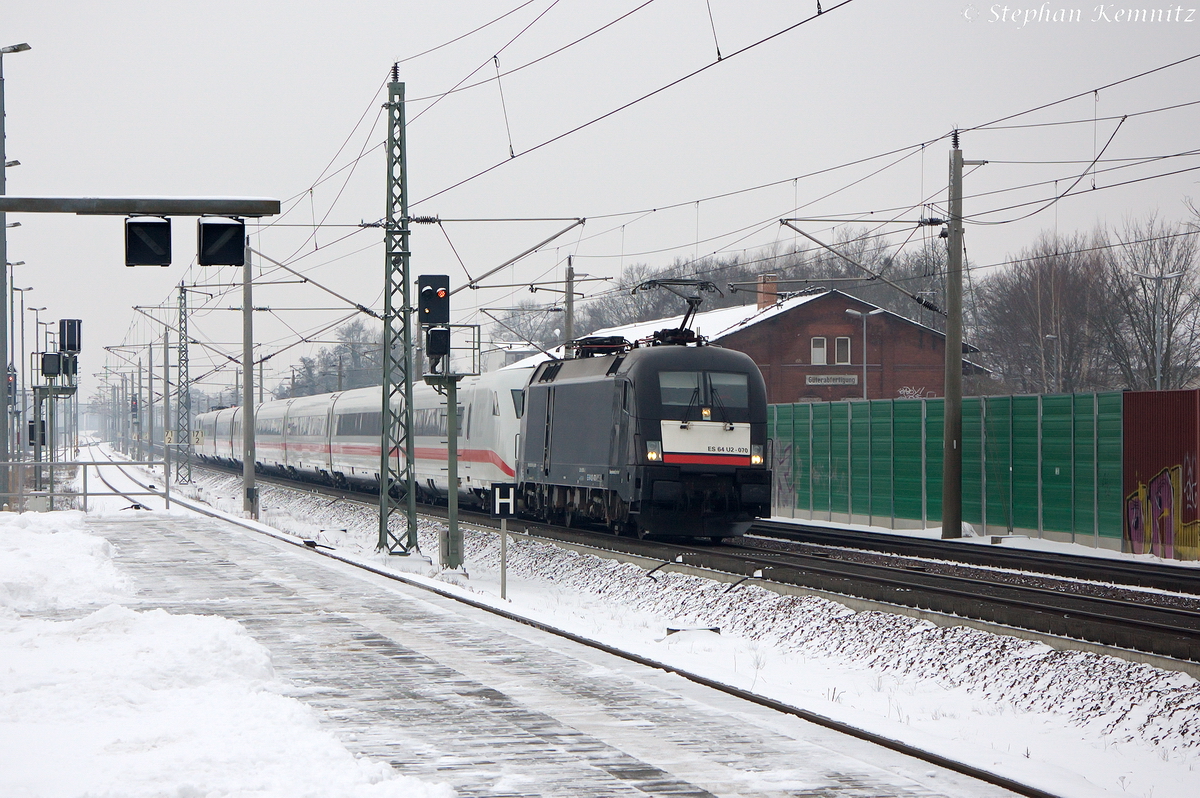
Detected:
left=5, top=0, right=1200, bottom=400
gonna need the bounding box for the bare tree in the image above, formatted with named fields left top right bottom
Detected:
left=274, top=319, right=382, bottom=398
left=1094, top=216, right=1200, bottom=390
left=975, top=232, right=1113, bottom=393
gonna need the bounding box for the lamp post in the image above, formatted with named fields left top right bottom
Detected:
left=28, top=307, right=43, bottom=348
left=7, top=264, right=24, bottom=363
left=845, top=307, right=885, bottom=400
left=11, top=284, right=28, bottom=451
left=4, top=261, right=22, bottom=455
left=1, top=42, right=31, bottom=492
left=1134, top=270, right=1185, bottom=390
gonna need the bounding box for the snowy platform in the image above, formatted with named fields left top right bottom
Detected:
left=75, top=511, right=1021, bottom=798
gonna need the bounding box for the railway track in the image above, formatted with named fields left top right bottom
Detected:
left=750, top=518, right=1200, bottom=595
left=186, top=457, right=1200, bottom=666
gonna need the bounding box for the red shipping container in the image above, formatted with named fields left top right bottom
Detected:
left=1122, top=390, right=1200, bottom=560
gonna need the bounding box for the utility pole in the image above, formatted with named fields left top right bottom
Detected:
left=147, top=337, right=154, bottom=460
left=564, top=257, right=575, bottom=356
left=242, top=237, right=257, bottom=518
left=135, top=359, right=143, bottom=461
left=378, top=67, right=419, bottom=554
left=941, top=135, right=987, bottom=539
left=0, top=43, right=33, bottom=494
left=942, top=134, right=964, bottom=540
left=162, top=330, right=170, bottom=491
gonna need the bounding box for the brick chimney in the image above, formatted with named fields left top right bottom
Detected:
left=757, top=273, right=778, bottom=310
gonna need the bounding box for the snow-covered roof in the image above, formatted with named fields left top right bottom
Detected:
left=501, top=289, right=979, bottom=371
left=587, top=290, right=828, bottom=343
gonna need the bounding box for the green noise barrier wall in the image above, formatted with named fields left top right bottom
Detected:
left=768, top=393, right=1123, bottom=547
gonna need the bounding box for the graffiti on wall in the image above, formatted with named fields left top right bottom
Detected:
left=772, top=440, right=794, bottom=511
left=1124, top=460, right=1200, bottom=559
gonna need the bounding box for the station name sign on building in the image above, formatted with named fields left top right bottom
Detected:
left=806, top=374, right=858, bottom=386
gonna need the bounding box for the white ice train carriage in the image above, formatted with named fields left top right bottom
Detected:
left=195, top=366, right=532, bottom=504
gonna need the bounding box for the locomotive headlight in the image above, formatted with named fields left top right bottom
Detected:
left=646, top=440, right=662, bottom=461
left=750, top=444, right=763, bottom=465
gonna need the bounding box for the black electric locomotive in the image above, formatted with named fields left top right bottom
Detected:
left=516, top=333, right=772, bottom=540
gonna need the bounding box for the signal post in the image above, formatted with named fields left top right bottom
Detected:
left=418, top=274, right=465, bottom=570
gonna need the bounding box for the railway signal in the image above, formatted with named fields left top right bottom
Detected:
left=197, top=217, right=246, bottom=266
left=125, top=217, right=172, bottom=266
left=418, top=275, right=450, bottom=325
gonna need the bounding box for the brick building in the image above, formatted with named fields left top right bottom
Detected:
left=588, top=286, right=980, bottom=404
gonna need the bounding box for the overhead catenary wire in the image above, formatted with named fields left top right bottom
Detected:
left=408, top=0, right=859, bottom=208
left=109, top=46, right=1200, bottom=400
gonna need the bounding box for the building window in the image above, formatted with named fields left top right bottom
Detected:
left=811, top=337, right=827, bottom=366
left=835, top=336, right=851, bottom=365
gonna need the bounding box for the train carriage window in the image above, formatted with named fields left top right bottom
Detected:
left=510, top=389, right=524, bottom=419
left=660, top=371, right=700, bottom=406
left=287, top=415, right=326, bottom=437
left=336, top=412, right=380, bottom=436
left=492, top=391, right=500, bottom=416
left=413, top=406, right=464, bottom=436
left=255, top=417, right=283, bottom=435
left=365, top=412, right=381, bottom=436
left=709, top=372, right=749, bottom=408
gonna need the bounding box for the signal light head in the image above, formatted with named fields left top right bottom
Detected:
left=417, top=274, right=451, bottom=325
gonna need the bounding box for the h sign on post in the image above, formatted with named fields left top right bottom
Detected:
left=492, top=482, right=518, bottom=518
left=491, top=482, right=518, bottom=600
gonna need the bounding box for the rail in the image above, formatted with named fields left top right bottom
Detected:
left=0, top=459, right=169, bottom=511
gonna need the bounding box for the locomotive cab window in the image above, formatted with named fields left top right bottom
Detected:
left=660, top=371, right=700, bottom=406
left=709, top=372, right=749, bottom=408
left=660, top=371, right=749, bottom=409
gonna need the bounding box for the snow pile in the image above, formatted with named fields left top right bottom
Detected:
left=0, top=509, right=132, bottom=611
left=0, top=510, right=453, bottom=798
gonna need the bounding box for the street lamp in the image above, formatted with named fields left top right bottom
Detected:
left=28, top=307, right=44, bottom=354
left=1, top=41, right=31, bottom=475
left=1133, top=270, right=1185, bottom=390
left=7, top=262, right=24, bottom=361
left=11, top=284, right=28, bottom=450
left=845, top=307, right=886, bottom=399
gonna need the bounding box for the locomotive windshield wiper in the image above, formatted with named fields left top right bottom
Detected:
left=680, top=386, right=700, bottom=429
left=710, top=385, right=735, bottom=430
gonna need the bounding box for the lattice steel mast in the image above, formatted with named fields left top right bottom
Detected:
left=378, top=68, right=418, bottom=553
left=175, top=283, right=192, bottom=484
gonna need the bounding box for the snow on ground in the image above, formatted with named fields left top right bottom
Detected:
left=0, top=508, right=452, bottom=798
left=180, top=469, right=1200, bottom=798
